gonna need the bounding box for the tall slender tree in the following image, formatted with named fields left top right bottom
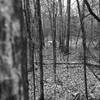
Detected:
left=36, top=0, right=44, bottom=100
left=32, top=43, right=36, bottom=100
left=66, top=0, right=71, bottom=54
left=25, top=0, right=36, bottom=100
left=20, top=0, right=29, bottom=100
left=91, top=0, right=94, bottom=39
left=58, top=0, right=64, bottom=51
left=87, top=1, right=94, bottom=49
left=76, top=0, right=88, bottom=99
left=52, top=0, right=57, bottom=100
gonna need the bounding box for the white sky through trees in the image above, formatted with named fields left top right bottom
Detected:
left=64, top=0, right=77, bottom=8
left=63, top=0, right=83, bottom=15
left=63, top=0, right=79, bottom=15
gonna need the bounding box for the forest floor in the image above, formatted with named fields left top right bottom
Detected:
left=28, top=46, right=100, bottom=100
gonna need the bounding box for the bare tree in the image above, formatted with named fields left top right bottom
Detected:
left=36, top=0, right=44, bottom=100
left=58, top=0, right=64, bottom=51
left=20, top=0, right=29, bottom=100
left=32, top=43, right=36, bottom=100
left=52, top=0, right=57, bottom=100
left=76, top=0, right=88, bottom=99
left=66, top=0, right=71, bottom=54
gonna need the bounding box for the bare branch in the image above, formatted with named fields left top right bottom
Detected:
left=84, top=0, right=100, bottom=22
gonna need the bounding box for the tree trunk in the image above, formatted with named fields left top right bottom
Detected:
left=91, top=0, right=94, bottom=41
left=32, top=43, right=36, bottom=100
left=76, top=0, right=88, bottom=99
left=20, top=0, right=29, bottom=100
left=58, top=0, right=64, bottom=51
left=52, top=0, right=57, bottom=100
left=87, top=0, right=94, bottom=48
left=36, top=0, right=44, bottom=100
left=66, top=0, right=71, bottom=54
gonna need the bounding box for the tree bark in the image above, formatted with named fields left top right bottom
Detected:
left=32, top=43, right=36, bottom=100
left=58, top=0, right=64, bottom=51
left=52, top=0, right=57, bottom=100
left=76, top=0, right=88, bottom=99
left=20, top=0, right=29, bottom=100
left=36, top=0, right=44, bottom=100
left=66, top=0, right=71, bottom=54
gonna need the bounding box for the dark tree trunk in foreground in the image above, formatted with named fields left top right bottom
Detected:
left=36, top=0, right=44, bottom=100
left=20, top=0, right=29, bottom=100
left=20, top=20, right=29, bottom=100
left=24, top=0, right=36, bottom=100
left=76, top=0, right=88, bottom=100
left=66, top=0, right=71, bottom=54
